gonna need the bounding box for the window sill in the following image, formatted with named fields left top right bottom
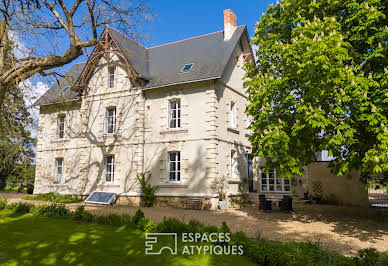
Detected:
left=97, top=183, right=120, bottom=188
left=228, top=180, right=241, bottom=184
left=227, top=127, right=239, bottom=134
left=160, top=129, right=188, bottom=135
left=159, top=183, right=188, bottom=188
left=51, top=138, right=70, bottom=143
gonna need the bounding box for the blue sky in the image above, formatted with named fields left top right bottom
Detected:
left=142, top=0, right=274, bottom=47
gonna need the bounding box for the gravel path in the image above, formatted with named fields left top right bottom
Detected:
left=2, top=192, right=388, bottom=256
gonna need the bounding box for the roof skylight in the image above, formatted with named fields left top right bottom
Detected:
left=63, top=86, right=71, bottom=93
left=180, top=63, right=194, bottom=73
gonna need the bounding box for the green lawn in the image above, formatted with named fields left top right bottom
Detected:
left=0, top=214, right=255, bottom=266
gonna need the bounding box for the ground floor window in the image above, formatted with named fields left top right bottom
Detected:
left=54, top=158, right=63, bottom=183
left=103, top=155, right=115, bottom=182
left=168, top=152, right=181, bottom=182
left=260, top=169, right=290, bottom=193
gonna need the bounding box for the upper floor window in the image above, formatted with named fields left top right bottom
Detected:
left=230, top=102, right=237, bottom=128
left=108, top=66, right=116, bottom=88
left=54, top=158, right=64, bottom=183
left=103, top=155, right=115, bottom=182
left=168, top=99, right=181, bottom=129
left=168, top=151, right=181, bottom=182
left=105, top=107, right=117, bottom=134
left=57, top=114, right=66, bottom=139
left=246, top=115, right=253, bottom=135
left=260, top=169, right=290, bottom=193
left=230, top=150, right=238, bottom=179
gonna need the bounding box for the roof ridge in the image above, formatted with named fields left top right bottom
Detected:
left=106, top=25, right=246, bottom=50
left=147, top=25, right=247, bottom=49
left=106, top=26, right=147, bottom=49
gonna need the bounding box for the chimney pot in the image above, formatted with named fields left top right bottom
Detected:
left=224, top=9, right=237, bottom=40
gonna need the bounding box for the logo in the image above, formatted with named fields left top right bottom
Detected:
left=145, top=233, right=178, bottom=255
left=145, top=232, right=243, bottom=256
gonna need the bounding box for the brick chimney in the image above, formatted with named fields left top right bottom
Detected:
left=224, top=9, right=237, bottom=41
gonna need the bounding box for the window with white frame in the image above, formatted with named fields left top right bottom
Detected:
left=260, top=169, right=291, bottom=193
left=105, top=107, right=117, bottom=134
left=168, top=99, right=181, bottom=129
left=57, top=114, right=66, bottom=139
left=230, top=102, right=237, bottom=128
left=103, top=155, right=115, bottom=182
left=230, top=150, right=238, bottom=179
left=54, top=158, right=64, bottom=183
left=108, top=66, right=116, bottom=88
left=168, top=152, right=181, bottom=182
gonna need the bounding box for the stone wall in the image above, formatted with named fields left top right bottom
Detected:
left=307, top=162, right=369, bottom=207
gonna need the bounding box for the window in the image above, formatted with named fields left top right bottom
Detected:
left=103, top=155, right=115, bottom=182
left=108, top=66, right=116, bottom=88
left=180, top=63, right=194, bottom=73
left=63, top=86, right=70, bottom=93
left=260, top=169, right=290, bottom=193
left=230, top=150, right=238, bottom=179
left=57, top=115, right=66, bottom=139
left=168, top=152, right=181, bottom=182
left=168, top=100, right=181, bottom=129
left=230, top=102, right=236, bottom=128
left=54, top=158, right=64, bottom=183
left=105, top=107, right=117, bottom=134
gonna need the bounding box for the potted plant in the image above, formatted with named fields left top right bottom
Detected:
left=209, top=176, right=229, bottom=210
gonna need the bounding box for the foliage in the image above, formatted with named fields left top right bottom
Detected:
left=354, top=248, right=380, bottom=266
left=0, top=197, right=6, bottom=210
left=230, top=194, right=252, bottom=208
left=73, top=206, right=95, bottom=222
left=5, top=202, right=33, bottom=216
left=33, top=203, right=71, bottom=217
left=132, top=209, right=145, bottom=225
left=208, top=176, right=229, bottom=201
left=137, top=217, right=155, bottom=232
left=137, top=172, right=159, bottom=207
left=245, top=0, right=388, bottom=179
left=23, top=193, right=82, bottom=203
left=156, top=217, right=191, bottom=234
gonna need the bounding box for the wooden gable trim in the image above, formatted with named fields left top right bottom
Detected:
left=73, top=28, right=139, bottom=92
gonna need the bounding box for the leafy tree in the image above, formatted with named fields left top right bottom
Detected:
left=245, top=0, right=388, bottom=180
left=0, top=25, right=35, bottom=190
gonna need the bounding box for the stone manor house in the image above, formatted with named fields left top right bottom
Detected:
left=33, top=9, right=368, bottom=207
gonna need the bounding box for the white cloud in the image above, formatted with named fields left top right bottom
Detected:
left=19, top=78, right=49, bottom=139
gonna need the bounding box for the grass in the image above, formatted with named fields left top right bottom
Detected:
left=23, top=192, right=82, bottom=204
left=0, top=213, right=256, bottom=265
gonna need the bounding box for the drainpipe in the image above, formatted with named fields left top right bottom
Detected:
left=141, top=90, right=146, bottom=173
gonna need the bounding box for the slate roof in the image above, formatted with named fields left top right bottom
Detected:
left=35, top=25, right=247, bottom=106
left=34, top=62, right=85, bottom=106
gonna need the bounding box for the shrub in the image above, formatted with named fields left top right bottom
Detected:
left=156, top=217, right=189, bottom=233
left=6, top=202, right=34, bottom=215
left=24, top=193, right=81, bottom=203
left=132, top=209, right=145, bottom=225
left=0, top=198, right=7, bottom=210
left=137, top=172, right=158, bottom=207
left=137, top=217, right=155, bottom=232
left=354, top=248, right=380, bottom=266
left=220, top=221, right=230, bottom=233
left=33, top=203, right=71, bottom=217
left=73, top=206, right=94, bottom=222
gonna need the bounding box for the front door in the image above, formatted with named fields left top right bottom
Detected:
left=247, top=155, right=254, bottom=192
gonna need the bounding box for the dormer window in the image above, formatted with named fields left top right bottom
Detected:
left=180, top=63, right=193, bottom=73
left=108, top=66, right=116, bottom=88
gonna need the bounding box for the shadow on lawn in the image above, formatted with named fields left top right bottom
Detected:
left=238, top=204, right=388, bottom=245
left=0, top=215, right=251, bottom=265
